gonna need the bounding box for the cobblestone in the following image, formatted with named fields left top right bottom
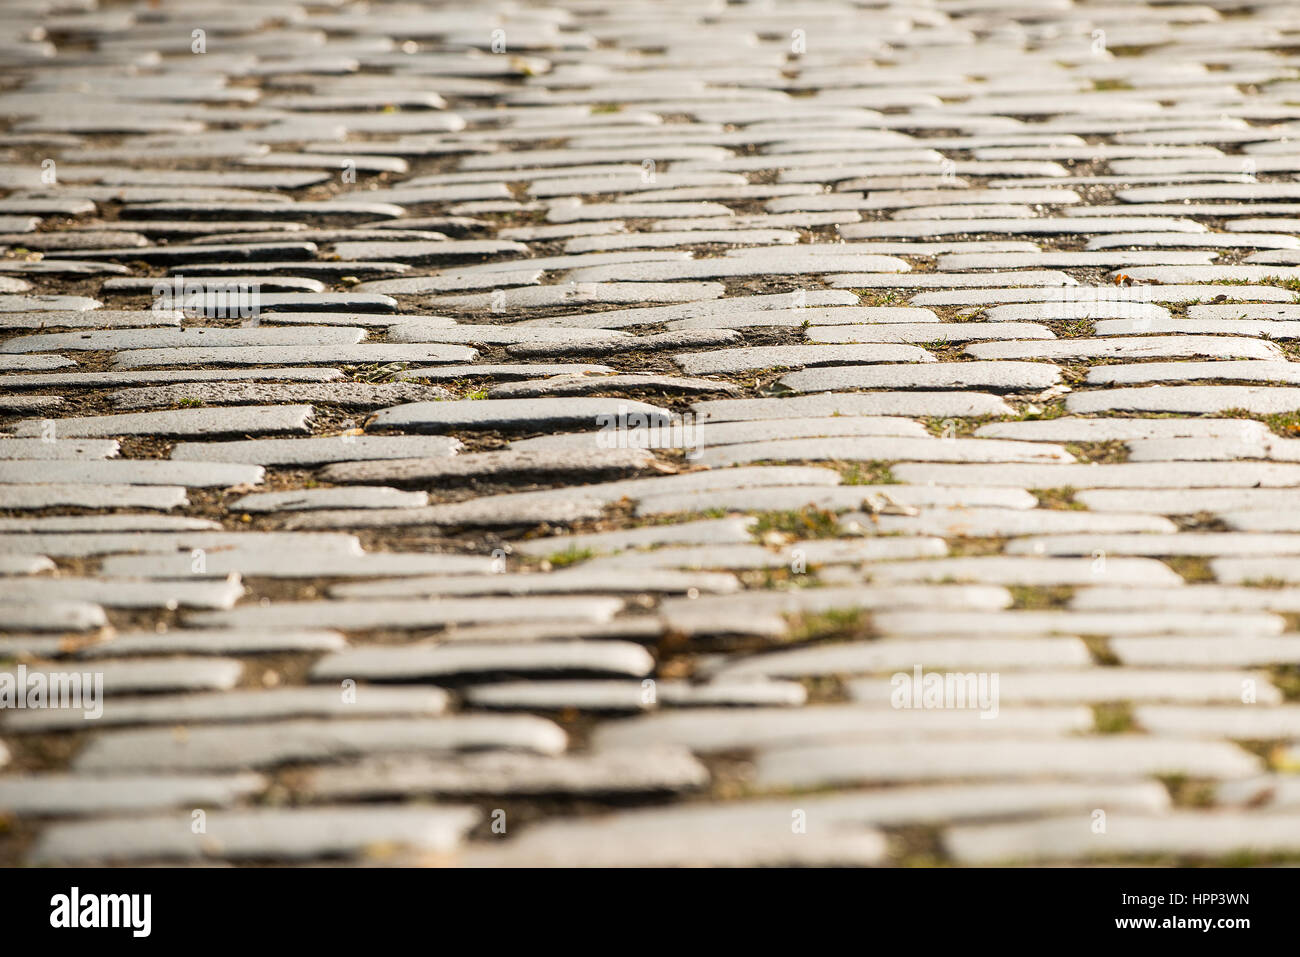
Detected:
left=5, top=0, right=1299, bottom=870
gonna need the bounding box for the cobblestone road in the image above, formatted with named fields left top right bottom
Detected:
left=5, top=0, right=1300, bottom=866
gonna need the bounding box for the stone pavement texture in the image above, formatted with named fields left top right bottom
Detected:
left=5, top=0, right=1300, bottom=868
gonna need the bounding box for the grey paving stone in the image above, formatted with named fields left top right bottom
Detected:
left=74, top=717, right=566, bottom=773
left=3, top=686, right=446, bottom=732
left=891, top=462, right=1300, bottom=489
left=199, top=229, right=446, bottom=247
left=4, top=657, right=242, bottom=695
left=0, top=515, right=217, bottom=533
left=329, top=567, right=739, bottom=598
left=1215, top=775, right=1300, bottom=809
left=320, top=448, right=658, bottom=486
left=0, top=482, right=185, bottom=512
left=1068, top=386, right=1300, bottom=416
left=1135, top=706, right=1300, bottom=740
left=369, top=397, right=672, bottom=433
left=0, top=600, right=106, bottom=632
left=461, top=681, right=657, bottom=713
left=840, top=217, right=1207, bottom=239
left=0, top=554, right=55, bottom=575
left=1076, top=489, right=1300, bottom=515
left=487, top=373, right=739, bottom=399
left=512, top=415, right=928, bottom=453
left=1087, top=232, right=1300, bottom=250
left=779, top=361, right=1060, bottom=393
left=2, top=326, right=365, bottom=354
left=852, top=668, right=1269, bottom=705
left=78, top=629, right=348, bottom=659
left=1217, top=508, right=1300, bottom=531
left=1123, top=437, right=1275, bottom=463
left=50, top=241, right=319, bottom=265
left=498, top=222, right=626, bottom=241
left=982, top=302, right=1171, bottom=322
left=568, top=255, right=911, bottom=283
left=510, top=292, right=859, bottom=330
left=109, top=221, right=309, bottom=238
left=109, top=273, right=326, bottom=291
left=506, top=329, right=740, bottom=359
left=109, top=382, right=452, bottom=411
left=0, top=260, right=126, bottom=277
left=1211, top=556, right=1300, bottom=584
left=976, top=418, right=1264, bottom=443
left=1110, top=637, right=1300, bottom=668
left=593, top=541, right=954, bottom=575
left=1094, top=318, right=1300, bottom=339
left=187, top=596, right=623, bottom=631
left=938, top=251, right=1215, bottom=270
left=871, top=608, right=1285, bottom=639
left=658, top=585, right=1009, bottom=628
left=306, top=748, right=709, bottom=798
left=98, top=546, right=495, bottom=580
left=347, top=268, right=544, bottom=295
left=917, top=285, right=1298, bottom=307
left=386, top=323, right=628, bottom=347
left=842, top=507, right=1173, bottom=538
left=279, top=497, right=612, bottom=531
left=806, top=322, right=1054, bottom=344
left=945, top=813, right=1300, bottom=865
left=0, top=394, right=62, bottom=411
left=1188, top=304, right=1300, bottom=320
left=968, top=336, right=1280, bottom=361
left=593, top=704, right=1092, bottom=753
left=398, top=364, right=613, bottom=381
left=865, top=556, right=1182, bottom=587
left=0, top=577, right=242, bottom=611
left=434, top=618, right=665, bottom=645
left=0, top=772, right=266, bottom=816
left=119, top=200, right=406, bottom=221
left=693, top=393, right=1014, bottom=421
left=0, top=530, right=357, bottom=559
left=312, top=641, right=654, bottom=682
left=719, top=637, right=1090, bottom=680
left=1012, top=533, right=1300, bottom=558
left=696, top=436, right=1072, bottom=468
left=0, top=295, right=100, bottom=312
left=333, top=239, right=526, bottom=262
left=111, top=344, right=475, bottom=369
left=828, top=270, right=1077, bottom=290
left=460, top=804, right=887, bottom=867
left=564, top=229, right=798, bottom=252
left=0, top=354, right=75, bottom=371
left=756, top=739, right=1262, bottom=790
left=547, top=201, right=733, bottom=223
left=668, top=306, right=940, bottom=331
left=637, top=485, right=1029, bottom=516
left=13, top=405, right=312, bottom=439
left=0, top=368, right=347, bottom=390
left=230, top=487, right=429, bottom=513
left=673, top=344, right=934, bottom=375
left=1120, top=184, right=1300, bottom=203
left=171, top=435, right=462, bottom=466
left=1086, top=360, right=1300, bottom=387
left=0, top=438, right=119, bottom=460
left=422, top=282, right=725, bottom=309
left=512, top=518, right=755, bottom=557
left=0, top=309, right=182, bottom=329
left=29, top=805, right=480, bottom=864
